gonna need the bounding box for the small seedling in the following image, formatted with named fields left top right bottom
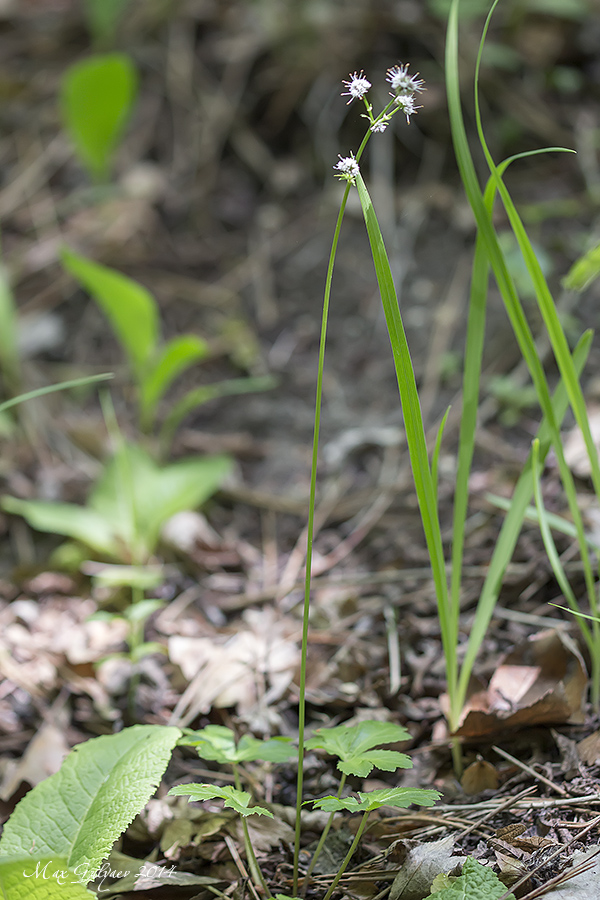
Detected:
left=2, top=441, right=231, bottom=565
left=60, top=53, right=137, bottom=182
left=61, top=246, right=275, bottom=445
left=176, top=726, right=295, bottom=895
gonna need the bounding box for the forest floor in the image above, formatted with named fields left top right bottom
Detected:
left=0, top=1, right=599, bottom=898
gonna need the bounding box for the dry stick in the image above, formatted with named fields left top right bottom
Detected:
left=492, top=745, right=569, bottom=797
left=223, top=834, right=262, bottom=900
left=456, top=786, right=538, bottom=841
left=519, top=847, right=600, bottom=900
left=497, top=814, right=600, bottom=900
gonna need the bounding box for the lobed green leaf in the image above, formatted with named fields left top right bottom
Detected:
left=168, top=784, right=273, bottom=818
left=180, top=725, right=294, bottom=764
left=312, top=787, right=440, bottom=814
left=305, top=720, right=412, bottom=777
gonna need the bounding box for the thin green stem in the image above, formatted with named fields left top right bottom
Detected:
left=322, top=812, right=370, bottom=900
left=302, top=773, right=347, bottom=891
left=233, top=766, right=272, bottom=898
left=292, top=118, right=379, bottom=894
left=126, top=583, right=144, bottom=720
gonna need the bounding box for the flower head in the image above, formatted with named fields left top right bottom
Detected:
left=394, top=93, right=421, bottom=123
left=341, top=71, right=371, bottom=104
left=333, top=153, right=360, bottom=183
left=370, top=118, right=389, bottom=133
left=386, top=63, right=425, bottom=97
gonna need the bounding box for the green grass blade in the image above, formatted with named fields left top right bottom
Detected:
left=354, top=172, right=455, bottom=697
left=457, top=330, right=593, bottom=710
left=530, top=439, right=593, bottom=649
left=432, top=407, right=450, bottom=503
left=0, top=372, right=113, bottom=415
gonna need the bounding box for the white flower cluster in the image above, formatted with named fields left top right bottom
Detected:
left=334, top=63, right=425, bottom=182
left=386, top=63, right=425, bottom=123
left=333, top=152, right=360, bottom=184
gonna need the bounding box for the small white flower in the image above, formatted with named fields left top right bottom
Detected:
left=341, top=71, right=371, bottom=104
left=370, top=119, right=388, bottom=133
left=394, top=93, right=421, bottom=123
left=333, top=153, right=360, bottom=183
left=386, top=63, right=425, bottom=97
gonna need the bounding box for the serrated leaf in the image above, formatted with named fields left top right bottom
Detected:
left=304, top=720, right=413, bottom=776
left=0, top=857, right=95, bottom=898
left=312, top=787, right=440, bottom=814
left=61, top=247, right=158, bottom=382
left=0, top=726, right=181, bottom=879
left=60, top=53, right=137, bottom=181
left=179, top=725, right=294, bottom=764
left=424, top=856, right=515, bottom=899
left=168, top=784, right=273, bottom=818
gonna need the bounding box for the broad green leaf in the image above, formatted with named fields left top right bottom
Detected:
left=0, top=725, right=181, bottom=878
left=3, top=444, right=231, bottom=564
left=89, top=443, right=232, bottom=561
left=312, top=787, right=440, bottom=814
left=168, top=784, right=273, bottom=818
left=140, top=335, right=209, bottom=430
left=562, top=242, right=600, bottom=292
left=180, top=725, right=294, bottom=764
left=60, top=53, right=137, bottom=181
left=305, top=721, right=412, bottom=777
left=424, top=856, right=515, bottom=899
left=89, top=565, right=164, bottom=590
left=61, top=247, right=158, bottom=382
left=83, top=0, right=130, bottom=46
left=0, top=497, right=119, bottom=558
left=0, top=857, right=95, bottom=898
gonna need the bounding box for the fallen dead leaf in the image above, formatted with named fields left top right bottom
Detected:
left=168, top=607, right=300, bottom=724
left=460, top=757, right=499, bottom=794
left=389, top=836, right=462, bottom=900
left=542, top=845, right=600, bottom=898
left=577, top=730, right=600, bottom=766
left=450, top=630, right=587, bottom=739
left=0, top=711, right=70, bottom=800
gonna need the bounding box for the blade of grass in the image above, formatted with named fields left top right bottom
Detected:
left=531, top=439, right=594, bottom=653
left=446, top=0, right=597, bottom=719
left=354, top=172, right=455, bottom=721
left=457, top=329, right=593, bottom=714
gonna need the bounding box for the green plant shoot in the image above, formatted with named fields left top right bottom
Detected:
left=60, top=53, right=138, bottom=181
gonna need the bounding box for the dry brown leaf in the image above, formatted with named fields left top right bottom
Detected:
left=389, top=836, right=461, bottom=900
left=169, top=607, right=299, bottom=722
left=0, top=713, right=70, bottom=800
left=451, top=630, right=587, bottom=739
left=577, top=729, right=600, bottom=766
left=460, top=757, right=499, bottom=794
